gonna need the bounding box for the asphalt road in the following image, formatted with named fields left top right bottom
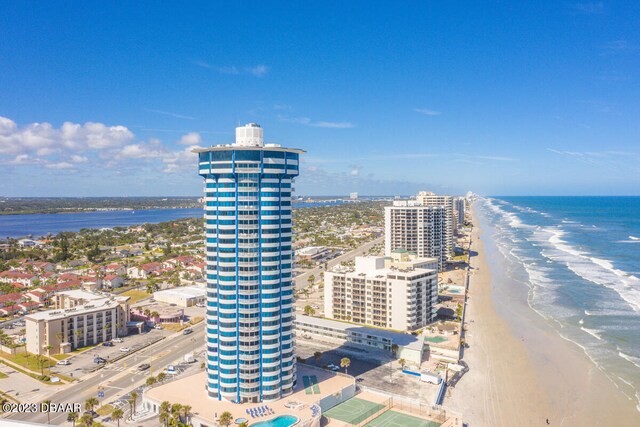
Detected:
left=294, top=235, right=384, bottom=290
left=7, top=322, right=205, bottom=425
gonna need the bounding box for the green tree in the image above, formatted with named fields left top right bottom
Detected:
left=67, top=411, right=79, bottom=427
left=79, top=413, right=93, bottom=427
left=128, top=391, right=138, bottom=416
left=111, top=408, right=124, bottom=427
left=398, top=358, right=406, bottom=370
left=340, top=357, right=351, bottom=375
left=313, top=351, right=322, bottom=364
left=219, top=411, right=233, bottom=427
left=303, top=305, right=315, bottom=316
left=146, top=376, right=157, bottom=386
left=84, top=397, right=99, bottom=413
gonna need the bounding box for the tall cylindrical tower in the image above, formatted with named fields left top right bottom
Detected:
left=195, top=123, right=303, bottom=403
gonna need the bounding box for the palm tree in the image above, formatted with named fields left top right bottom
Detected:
left=340, top=357, right=351, bottom=375
left=42, top=400, right=51, bottom=424
left=55, top=331, right=64, bottom=350
left=129, top=391, right=138, bottom=416
left=304, top=305, right=315, bottom=316
left=67, top=411, right=79, bottom=427
left=151, top=311, right=159, bottom=319
left=84, top=397, right=99, bottom=413
left=157, top=372, right=167, bottom=382
left=79, top=413, right=93, bottom=427
left=313, top=351, right=323, bottom=365
left=43, top=345, right=53, bottom=373
left=111, top=408, right=124, bottom=427
left=307, top=274, right=315, bottom=289
left=398, top=358, right=406, bottom=370
left=238, top=422, right=249, bottom=427
left=170, top=403, right=182, bottom=426
left=181, top=404, right=192, bottom=425
left=159, top=411, right=170, bottom=427
left=145, top=376, right=157, bottom=386
left=219, top=411, right=233, bottom=427
left=143, top=308, right=151, bottom=318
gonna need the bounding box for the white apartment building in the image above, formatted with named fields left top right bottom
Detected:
left=385, top=199, right=451, bottom=270
left=25, top=290, right=130, bottom=355
left=324, top=252, right=438, bottom=331
left=415, top=191, right=455, bottom=238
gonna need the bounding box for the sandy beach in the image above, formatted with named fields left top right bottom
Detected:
left=446, top=205, right=640, bottom=426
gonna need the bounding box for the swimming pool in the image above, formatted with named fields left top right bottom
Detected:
left=250, top=415, right=299, bottom=427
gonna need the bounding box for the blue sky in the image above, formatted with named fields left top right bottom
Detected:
left=1, top=1, right=639, bottom=197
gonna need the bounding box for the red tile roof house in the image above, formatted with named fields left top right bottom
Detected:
left=105, top=263, right=126, bottom=276
left=57, top=273, right=80, bottom=283
left=17, top=261, right=55, bottom=273
left=0, top=292, right=25, bottom=308
left=0, top=305, right=20, bottom=316
left=17, top=301, right=39, bottom=312
left=162, top=256, right=196, bottom=269
left=127, top=262, right=162, bottom=279
left=25, top=290, right=47, bottom=304
left=0, top=271, right=38, bottom=287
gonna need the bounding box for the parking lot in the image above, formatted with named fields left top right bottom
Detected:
left=51, top=328, right=174, bottom=378
left=297, top=339, right=441, bottom=403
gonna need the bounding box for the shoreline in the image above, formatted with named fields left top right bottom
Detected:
left=446, top=204, right=640, bottom=426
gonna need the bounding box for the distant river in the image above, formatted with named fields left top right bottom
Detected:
left=0, top=200, right=350, bottom=238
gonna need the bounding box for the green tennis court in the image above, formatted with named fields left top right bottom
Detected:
left=324, top=397, right=386, bottom=425
left=365, top=410, right=440, bottom=427
left=424, top=336, right=447, bottom=343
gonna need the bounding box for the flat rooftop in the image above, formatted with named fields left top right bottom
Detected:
left=26, top=297, right=125, bottom=320
left=296, top=315, right=425, bottom=352
left=154, top=286, right=206, bottom=299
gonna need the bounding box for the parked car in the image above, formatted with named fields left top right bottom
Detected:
left=102, top=341, right=114, bottom=347
left=112, top=338, right=124, bottom=343
left=119, top=347, right=130, bottom=353
left=327, top=364, right=340, bottom=371
left=137, top=363, right=150, bottom=371
left=166, top=365, right=177, bottom=375
left=93, top=357, right=106, bottom=364
left=153, top=324, right=163, bottom=330
left=57, top=359, right=71, bottom=366
left=182, top=328, right=193, bottom=335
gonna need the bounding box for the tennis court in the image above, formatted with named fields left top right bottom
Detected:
left=365, top=410, right=440, bottom=427
left=324, top=397, right=386, bottom=425
left=424, top=336, right=447, bottom=343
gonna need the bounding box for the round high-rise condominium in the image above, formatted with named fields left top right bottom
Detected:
left=195, top=123, right=304, bottom=403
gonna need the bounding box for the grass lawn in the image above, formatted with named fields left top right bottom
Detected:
left=189, top=316, right=204, bottom=325
left=160, top=323, right=186, bottom=332
left=52, top=354, right=71, bottom=360
left=96, top=404, right=114, bottom=416
left=1, top=351, right=57, bottom=373
left=120, top=289, right=151, bottom=303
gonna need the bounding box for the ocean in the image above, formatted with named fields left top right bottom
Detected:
left=0, top=200, right=351, bottom=238
left=477, top=196, right=640, bottom=412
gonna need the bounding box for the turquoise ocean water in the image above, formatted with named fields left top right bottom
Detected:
left=477, top=196, right=640, bottom=412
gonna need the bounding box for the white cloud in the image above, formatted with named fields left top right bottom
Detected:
left=414, top=108, right=442, bottom=116
left=350, top=168, right=360, bottom=176
left=194, top=60, right=268, bottom=77
left=71, top=155, right=89, bottom=163
left=0, top=116, right=134, bottom=156
left=115, top=139, right=165, bottom=160
left=143, top=109, right=196, bottom=120
left=247, top=65, right=268, bottom=77
left=162, top=145, right=200, bottom=173
left=45, top=162, right=74, bottom=170
left=278, top=115, right=354, bottom=129
left=177, top=132, right=202, bottom=145
left=573, top=2, right=604, bottom=15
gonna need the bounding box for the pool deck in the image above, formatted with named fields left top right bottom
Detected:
left=144, top=364, right=354, bottom=426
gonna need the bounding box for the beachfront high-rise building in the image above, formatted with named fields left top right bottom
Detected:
left=384, top=197, right=452, bottom=271
left=415, top=191, right=456, bottom=239
left=454, top=197, right=466, bottom=231
left=195, top=123, right=304, bottom=403
left=324, top=252, right=438, bottom=331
